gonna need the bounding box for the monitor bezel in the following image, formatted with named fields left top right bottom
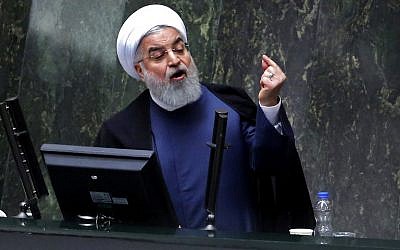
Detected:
left=40, top=143, right=178, bottom=228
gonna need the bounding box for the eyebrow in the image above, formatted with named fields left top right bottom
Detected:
left=147, top=37, right=184, bottom=53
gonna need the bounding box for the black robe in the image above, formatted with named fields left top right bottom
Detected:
left=95, top=83, right=315, bottom=233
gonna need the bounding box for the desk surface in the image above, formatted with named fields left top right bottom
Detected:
left=0, top=218, right=399, bottom=250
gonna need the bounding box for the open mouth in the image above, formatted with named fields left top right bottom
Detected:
left=170, top=70, right=186, bottom=81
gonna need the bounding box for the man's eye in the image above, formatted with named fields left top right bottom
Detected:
left=150, top=50, right=165, bottom=60
left=173, top=48, right=185, bottom=53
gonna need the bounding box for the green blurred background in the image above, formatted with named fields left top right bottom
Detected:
left=1, top=0, right=399, bottom=239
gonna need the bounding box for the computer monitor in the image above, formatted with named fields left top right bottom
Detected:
left=40, top=144, right=178, bottom=228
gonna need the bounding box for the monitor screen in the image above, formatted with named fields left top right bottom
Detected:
left=40, top=144, right=178, bottom=228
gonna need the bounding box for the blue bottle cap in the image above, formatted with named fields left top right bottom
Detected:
left=317, top=191, right=329, bottom=199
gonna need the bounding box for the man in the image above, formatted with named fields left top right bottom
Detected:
left=95, top=4, right=314, bottom=233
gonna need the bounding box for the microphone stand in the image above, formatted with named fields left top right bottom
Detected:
left=0, top=97, right=48, bottom=220
left=203, top=110, right=228, bottom=237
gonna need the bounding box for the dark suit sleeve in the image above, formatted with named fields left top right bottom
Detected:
left=252, top=105, right=315, bottom=232
left=253, top=106, right=291, bottom=174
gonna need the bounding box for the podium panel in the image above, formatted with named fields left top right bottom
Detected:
left=0, top=218, right=399, bottom=250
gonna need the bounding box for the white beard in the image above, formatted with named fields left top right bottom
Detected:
left=142, top=60, right=202, bottom=111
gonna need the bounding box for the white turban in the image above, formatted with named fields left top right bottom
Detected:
left=116, top=4, right=188, bottom=80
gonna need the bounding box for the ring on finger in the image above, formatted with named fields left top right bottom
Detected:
left=266, top=71, right=275, bottom=80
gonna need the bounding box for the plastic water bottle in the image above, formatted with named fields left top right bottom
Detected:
left=314, top=191, right=333, bottom=237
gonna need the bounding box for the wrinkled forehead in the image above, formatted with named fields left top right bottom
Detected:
left=138, top=26, right=183, bottom=51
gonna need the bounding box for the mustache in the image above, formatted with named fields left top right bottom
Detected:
left=165, top=64, right=188, bottom=80
left=142, top=60, right=202, bottom=111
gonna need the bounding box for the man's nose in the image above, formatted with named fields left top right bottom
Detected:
left=166, top=50, right=180, bottom=66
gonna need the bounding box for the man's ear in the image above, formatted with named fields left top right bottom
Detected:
left=134, top=63, right=144, bottom=80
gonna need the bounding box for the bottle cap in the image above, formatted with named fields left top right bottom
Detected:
left=317, top=191, right=329, bottom=199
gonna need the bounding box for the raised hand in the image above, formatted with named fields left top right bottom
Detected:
left=259, top=55, right=286, bottom=106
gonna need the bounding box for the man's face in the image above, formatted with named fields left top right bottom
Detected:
left=133, top=27, right=202, bottom=111
left=134, top=27, right=192, bottom=81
